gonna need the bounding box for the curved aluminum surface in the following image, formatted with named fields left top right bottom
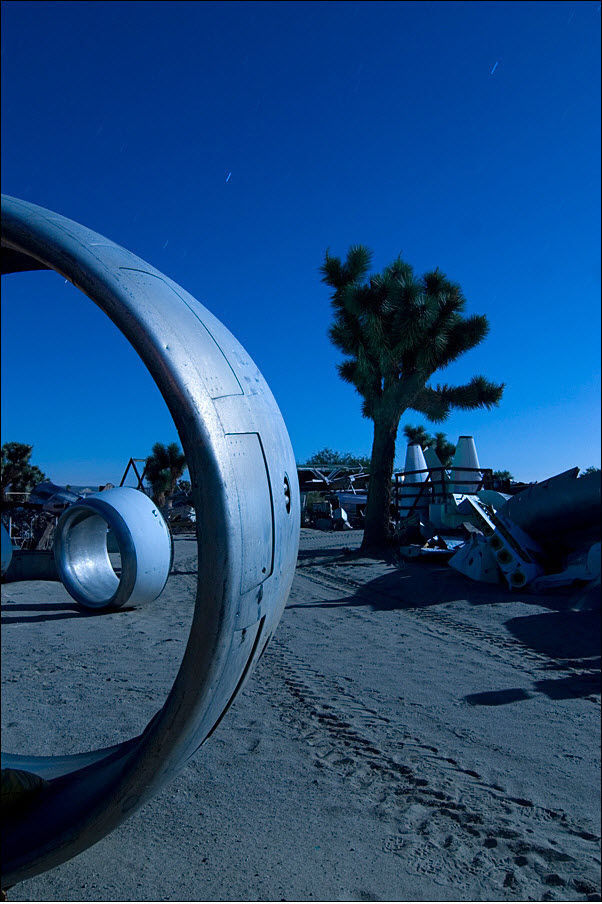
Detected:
left=1, top=523, right=13, bottom=575
left=54, top=487, right=172, bottom=609
left=0, top=195, right=300, bottom=885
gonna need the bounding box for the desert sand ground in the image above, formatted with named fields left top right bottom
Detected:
left=1, top=528, right=600, bottom=902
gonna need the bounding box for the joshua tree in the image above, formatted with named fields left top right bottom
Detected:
left=1, top=442, right=46, bottom=505
left=433, top=432, right=456, bottom=469
left=402, top=425, right=457, bottom=469
left=321, top=246, right=504, bottom=549
left=144, top=442, right=187, bottom=508
left=402, top=424, right=433, bottom=449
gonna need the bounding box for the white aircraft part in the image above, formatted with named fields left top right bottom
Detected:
left=456, top=495, right=496, bottom=535
left=487, top=516, right=543, bottom=589
left=423, top=445, right=447, bottom=499
left=587, top=541, right=601, bottom=579
left=0, top=195, right=300, bottom=886
left=449, top=435, right=481, bottom=495
left=53, top=487, right=172, bottom=610
left=403, top=443, right=428, bottom=479
left=531, top=541, right=602, bottom=592
left=335, top=491, right=367, bottom=514
left=448, top=535, right=501, bottom=584
left=399, top=443, right=429, bottom=517
left=477, top=489, right=511, bottom=512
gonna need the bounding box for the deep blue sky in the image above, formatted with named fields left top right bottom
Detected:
left=1, top=1, right=600, bottom=485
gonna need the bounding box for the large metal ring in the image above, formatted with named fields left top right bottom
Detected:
left=0, top=195, right=300, bottom=885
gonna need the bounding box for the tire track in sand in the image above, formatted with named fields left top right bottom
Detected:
left=269, top=568, right=601, bottom=900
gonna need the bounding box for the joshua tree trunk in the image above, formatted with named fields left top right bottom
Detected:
left=362, top=416, right=399, bottom=550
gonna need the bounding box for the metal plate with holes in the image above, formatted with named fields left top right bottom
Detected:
left=0, top=195, right=300, bottom=886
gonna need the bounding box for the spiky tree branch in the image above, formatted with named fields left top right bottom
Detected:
left=402, top=424, right=434, bottom=448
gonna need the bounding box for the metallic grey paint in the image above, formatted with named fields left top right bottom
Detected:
left=0, top=195, right=300, bottom=884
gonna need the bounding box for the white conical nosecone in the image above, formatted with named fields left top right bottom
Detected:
left=399, top=443, right=429, bottom=515
left=423, top=445, right=447, bottom=498
left=403, top=443, right=428, bottom=482
left=450, top=435, right=481, bottom=494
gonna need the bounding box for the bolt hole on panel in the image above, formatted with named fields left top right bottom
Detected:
left=0, top=196, right=300, bottom=886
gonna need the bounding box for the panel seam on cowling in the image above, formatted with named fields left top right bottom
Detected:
left=118, top=267, right=244, bottom=397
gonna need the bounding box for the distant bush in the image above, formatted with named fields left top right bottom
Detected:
left=1, top=442, right=47, bottom=505
left=302, top=448, right=371, bottom=470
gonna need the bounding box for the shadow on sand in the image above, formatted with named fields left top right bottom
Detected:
left=464, top=670, right=600, bottom=706
left=505, top=610, right=601, bottom=661
left=1, top=600, right=136, bottom=625
left=290, top=561, right=524, bottom=612
left=463, top=610, right=601, bottom=705
left=503, top=609, right=601, bottom=702
left=296, top=545, right=376, bottom=566
left=465, top=688, right=533, bottom=706
left=290, top=559, right=601, bottom=704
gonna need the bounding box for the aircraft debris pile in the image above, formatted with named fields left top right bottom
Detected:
left=165, top=489, right=196, bottom=532
left=0, top=508, right=58, bottom=551
left=1, top=481, right=92, bottom=553
left=27, top=480, right=82, bottom=513
left=447, top=468, right=601, bottom=610
left=1, top=482, right=115, bottom=584
left=394, top=436, right=600, bottom=609
left=298, top=466, right=368, bottom=529
left=397, top=534, right=465, bottom=561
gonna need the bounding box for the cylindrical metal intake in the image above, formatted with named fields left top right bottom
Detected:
left=53, top=488, right=172, bottom=609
